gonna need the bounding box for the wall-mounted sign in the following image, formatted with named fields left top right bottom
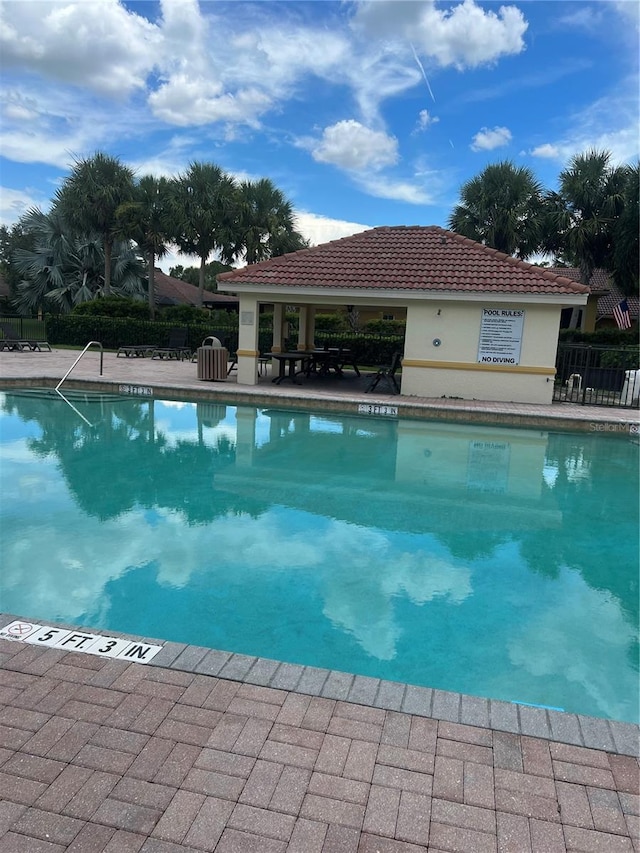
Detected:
left=477, top=308, right=524, bottom=365
left=240, top=311, right=254, bottom=325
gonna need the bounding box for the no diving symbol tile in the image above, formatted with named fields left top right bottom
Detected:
left=0, top=620, right=162, bottom=664
left=1, top=621, right=41, bottom=639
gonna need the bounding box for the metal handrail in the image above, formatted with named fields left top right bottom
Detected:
left=55, top=340, right=103, bottom=393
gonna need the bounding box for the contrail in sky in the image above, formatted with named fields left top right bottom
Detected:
left=410, top=43, right=435, bottom=102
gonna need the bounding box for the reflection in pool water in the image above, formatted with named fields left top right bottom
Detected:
left=0, top=391, right=638, bottom=723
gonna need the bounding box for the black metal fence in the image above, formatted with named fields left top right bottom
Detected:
left=554, top=344, right=640, bottom=408
left=0, top=316, right=48, bottom=340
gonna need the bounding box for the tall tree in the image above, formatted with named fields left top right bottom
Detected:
left=169, top=260, right=233, bottom=290
left=116, top=175, right=172, bottom=318
left=13, top=207, right=144, bottom=314
left=0, top=221, right=35, bottom=298
left=233, top=178, right=308, bottom=264
left=54, top=152, right=136, bottom=296
left=541, top=149, right=629, bottom=287
left=169, top=162, right=238, bottom=307
left=609, top=162, right=639, bottom=296
left=448, top=161, right=545, bottom=259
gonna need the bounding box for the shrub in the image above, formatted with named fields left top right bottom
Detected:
left=315, top=313, right=349, bottom=332
left=71, top=297, right=149, bottom=319
left=158, top=304, right=211, bottom=324
left=559, top=328, right=637, bottom=346
left=363, top=318, right=407, bottom=336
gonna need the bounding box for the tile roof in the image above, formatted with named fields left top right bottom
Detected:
left=218, top=226, right=589, bottom=296
left=594, top=284, right=639, bottom=320
left=546, top=267, right=611, bottom=294
left=547, top=267, right=638, bottom=319
left=153, top=268, right=239, bottom=306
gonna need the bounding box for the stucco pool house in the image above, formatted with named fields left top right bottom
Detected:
left=217, top=225, right=589, bottom=404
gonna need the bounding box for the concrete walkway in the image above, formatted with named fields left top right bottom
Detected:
left=0, top=349, right=638, bottom=851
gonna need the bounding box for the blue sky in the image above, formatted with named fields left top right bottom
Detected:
left=1, top=0, right=638, bottom=271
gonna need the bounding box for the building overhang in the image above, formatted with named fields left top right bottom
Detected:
left=217, top=282, right=589, bottom=307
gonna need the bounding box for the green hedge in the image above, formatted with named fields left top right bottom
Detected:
left=44, top=314, right=405, bottom=365
left=46, top=316, right=234, bottom=352
left=559, top=328, right=637, bottom=346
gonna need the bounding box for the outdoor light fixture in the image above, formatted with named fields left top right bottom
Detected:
left=433, top=338, right=442, bottom=347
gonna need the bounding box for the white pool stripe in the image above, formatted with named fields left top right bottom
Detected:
left=0, top=620, right=162, bottom=663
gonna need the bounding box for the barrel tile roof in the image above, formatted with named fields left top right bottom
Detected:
left=218, top=226, right=589, bottom=296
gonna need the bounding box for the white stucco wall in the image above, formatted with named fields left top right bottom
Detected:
left=401, top=300, right=563, bottom=404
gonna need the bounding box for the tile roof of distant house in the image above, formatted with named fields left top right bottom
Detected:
left=154, top=269, right=239, bottom=307
left=597, top=287, right=639, bottom=319
left=547, top=267, right=639, bottom=319
left=546, top=267, right=611, bottom=294
left=217, top=226, right=589, bottom=296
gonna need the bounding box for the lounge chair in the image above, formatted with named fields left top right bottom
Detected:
left=0, top=321, right=52, bottom=352
left=151, top=328, right=192, bottom=360
left=116, top=344, right=157, bottom=358
left=366, top=352, right=402, bottom=394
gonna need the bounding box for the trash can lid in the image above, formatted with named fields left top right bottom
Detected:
left=202, top=336, right=222, bottom=348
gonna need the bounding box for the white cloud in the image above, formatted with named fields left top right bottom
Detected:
left=471, top=126, right=512, bottom=151
left=0, top=187, right=47, bottom=225
left=149, top=75, right=272, bottom=127
left=415, top=109, right=439, bottom=133
left=530, top=144, right=561, bottom=160
left=530, top=78, right=639, bottom=168
left=357, top=175, right=432, bottom=205
left=294, top=212, right=371, bottom=246
left=353, top=0, right=528, bottom=70
left=310, top=120, right=399, bottom=171
left=0, top=0, right=160, bottom=97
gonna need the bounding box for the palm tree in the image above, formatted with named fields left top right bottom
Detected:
left=116, top=175, right=172, bottom=318
left=233, top=178, right=308, bottom=264
left=13, top=207, right=145, bottom=313
left=609, top=163, right=639, bottom=296
left=448, top=161, right=545, bottom=259
left=54, top=152, right=136, bottom=296
left=541, top=149, right=628, bottom=286
left=168, top=162, right=238, bottom=307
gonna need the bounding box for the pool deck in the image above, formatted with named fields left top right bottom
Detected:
left=0, top=349, right=638, bottom=852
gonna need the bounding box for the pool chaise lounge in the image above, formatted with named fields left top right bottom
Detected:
left=0, top=322, right=52, bottom=352
left=116, top=344, right=158, bottom=358
left=151, top=327, right=192, bottom=360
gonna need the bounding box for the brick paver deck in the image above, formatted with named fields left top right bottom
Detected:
left=0, top=640, right=640, bottom=853
left=0, top=633, right=638, bottom=853
left=1, top=350, right=638, bottom=851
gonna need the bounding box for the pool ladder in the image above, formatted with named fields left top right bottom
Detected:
left=55, top=341, right=104, bottom=426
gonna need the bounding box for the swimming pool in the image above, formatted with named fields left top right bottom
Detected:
left=1, top=390, right=638, bottom=723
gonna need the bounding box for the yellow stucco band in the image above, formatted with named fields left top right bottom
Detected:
left=402, top=359, right=556, bottom=376
left=236, top=349, right=260, bottom=358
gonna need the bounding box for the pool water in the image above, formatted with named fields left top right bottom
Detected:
left=0, top=391, right=638, bottom=723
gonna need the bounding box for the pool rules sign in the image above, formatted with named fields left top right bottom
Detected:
left=477, top=308, right=524, bottom=366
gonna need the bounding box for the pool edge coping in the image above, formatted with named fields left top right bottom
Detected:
left=1, top=374, right=639, bottom=434
left=2, top=612, right=637, bottom=759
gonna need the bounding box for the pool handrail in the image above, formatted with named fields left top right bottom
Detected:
left=55, top=340, right=103, bottom=393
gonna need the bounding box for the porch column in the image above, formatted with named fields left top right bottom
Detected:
left=298, top=306, right=314, bottom=351
left=236, top=295, right=259, bottom=385
left=272, top=303, right=285, bottom=352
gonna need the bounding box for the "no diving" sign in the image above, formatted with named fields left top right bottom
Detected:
left=0, top=621, right=162, bottom=663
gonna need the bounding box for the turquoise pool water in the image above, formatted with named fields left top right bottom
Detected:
left=0, top=391, right=638, bottom=723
